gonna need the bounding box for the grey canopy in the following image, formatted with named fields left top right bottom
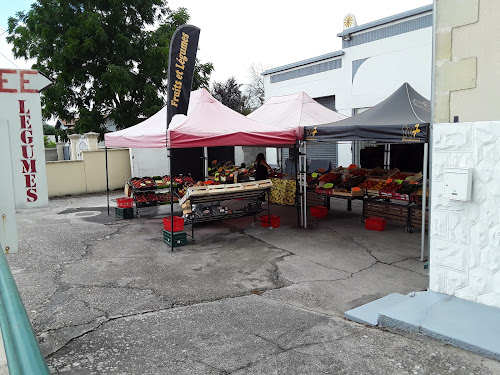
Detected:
left=305, top=83, right=430, bottom=143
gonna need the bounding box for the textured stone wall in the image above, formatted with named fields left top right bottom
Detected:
left=430, top=121, right=500, bottom=308
left=434, top=0, right=500, bottom=123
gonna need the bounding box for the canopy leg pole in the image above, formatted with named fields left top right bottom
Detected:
left=420, top=143, right=428, bottom=262
left=203, top=147, right=208, bottom=181
left=298, top=145, right=302, bottom=227
left=105, top=146, right=110, bottom=216
left=169, top=148, right=174, bottom=252
left=294, top=144, right=300, bottom=227
left=303, top=142, right=307, bottom=229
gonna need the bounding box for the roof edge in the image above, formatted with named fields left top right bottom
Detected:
left=262, top=51, right=344, bottom=76
left=337, top=4, right=433, bottom=37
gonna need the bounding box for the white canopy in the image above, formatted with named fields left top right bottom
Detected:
left=247, top=92, right=347, bottom=135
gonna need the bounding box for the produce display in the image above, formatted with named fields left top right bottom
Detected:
left=157, top=193, right=179, bottom=204
left=208, top=160, right=258, bottom=183
left=390, top=171, right=415, bottom=180
left=380, top=182, right=400, bottom=194
left=304, top=166, right=426, bottom=201
left=319, top=172, right=341, bottom=183
left=130, top=178, right=148, bottom=190
left=142, top=177, right=156, bottom=188
left=270, top=179, right=295, bottom=206
left=129, top=174, right=200, bottom=208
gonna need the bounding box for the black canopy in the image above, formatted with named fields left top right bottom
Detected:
left=305, top=83, right=430, bottom=143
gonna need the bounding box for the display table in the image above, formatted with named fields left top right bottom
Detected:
left=181, top=180, right=273, bottom=241
left=362, top=197, right=428, bottom=232
left=313, top=189, right=364, bottom=211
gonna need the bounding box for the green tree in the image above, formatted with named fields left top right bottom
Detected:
left=211, top=77, right=251, bottom=115
left=8, top=1, right=213, bottom=136
left=42, top=124, right=56, bottom=135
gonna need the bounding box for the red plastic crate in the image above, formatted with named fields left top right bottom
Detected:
left=116, top=197, right=134, bottom=208
left=365, top=217, right=386, bottom=231
left=163, top=216, right=184, bottom=232
left=260, top=215, right=280, bottom=228
left=310, top=206, right=328, bottom=218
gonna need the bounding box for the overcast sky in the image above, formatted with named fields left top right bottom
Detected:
left=1, top=0, right=432, bottom=85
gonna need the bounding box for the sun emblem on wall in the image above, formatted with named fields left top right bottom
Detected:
left=343, top=13, right=357, bottom=30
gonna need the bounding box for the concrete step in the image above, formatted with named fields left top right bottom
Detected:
left=344, top=293, right=411, bottom=326
left=379, top=291, right=500, bottom=361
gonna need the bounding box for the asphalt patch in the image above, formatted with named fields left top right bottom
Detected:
left=58, top=207, right=125, bottom=224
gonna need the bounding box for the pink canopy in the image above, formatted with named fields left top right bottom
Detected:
left=105, top=89, right=298, bottom=148
left=167, top=89, right=297, bottom=148
left=247, top=92, right=347, bottom=134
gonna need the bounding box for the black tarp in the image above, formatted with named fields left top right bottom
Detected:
left=305, top=83, right=430, bottom=143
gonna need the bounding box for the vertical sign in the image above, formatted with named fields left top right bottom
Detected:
left=166, top=25, right=200, bottom=127
left=0, top=69, right=52, bottom=253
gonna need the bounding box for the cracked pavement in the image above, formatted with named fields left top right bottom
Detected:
left=8, top=193, right=500, bottom=374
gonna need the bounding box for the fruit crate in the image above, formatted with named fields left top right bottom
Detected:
left=163, top=216, right=184, bottom=232
left=134, top=192, right=158, bottom=208
left=163, top=230, right=188, bottom=247
left=310, top=205, right=328, bottom=218
left=115, top=207, right=134, bottom=219
left=260, top=215, right=280, bottom=228
left=363, top=200, right=409, bottom=226
left=116, top=197, right=134, bottom=208
left=365, top=217, right=386, bottom=231
left=129, top=177, right=148, bottom=190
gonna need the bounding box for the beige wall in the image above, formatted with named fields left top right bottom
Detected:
left=434, top=0, right=500, bottom=123
left=46, top=149, right=131, bottom=197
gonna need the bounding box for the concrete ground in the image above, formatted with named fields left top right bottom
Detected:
left=8, top=193, right=500, bottom=374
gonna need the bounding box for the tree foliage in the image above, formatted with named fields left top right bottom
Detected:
left=7, top=1, right=213, bottom=135
left=42, top=124, right=56, bottom=135
left=244, top=62, right=268, bottom=110
left=211, top=77, right=251, bottom=115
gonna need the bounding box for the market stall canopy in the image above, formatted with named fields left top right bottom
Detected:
left=305, top=83, right=430, bottom=143
left=104, top=89, right=206, bottom=148
left=247, top=92, right=347, bottom=138
left=167, top=89, right=298, bottom=148
left=105, top=89, right=298, bottom=148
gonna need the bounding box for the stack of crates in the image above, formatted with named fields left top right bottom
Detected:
left=163, top=216, right=187, bottom=248
left=115, top=198, right=135, bottom=219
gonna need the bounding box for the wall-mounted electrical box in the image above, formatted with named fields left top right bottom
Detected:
left=444, top=168, right=472, bottom=201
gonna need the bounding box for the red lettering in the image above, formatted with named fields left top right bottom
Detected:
left=21, top=159, right=37, bottom=174
left=21, top=145, right=34, bottom=159
left=20, top=71, right=38, bottom=93
left=20, top=115, right=32, bottom=129
left=26, top=189, right=38, bottom=202
left=0, top=69, right=17, bottom=93
left=19, top=100, right=25, bottom=114
left=24, top=174, right=36, bottom=188
left=21, top=129, right=33, bottom=144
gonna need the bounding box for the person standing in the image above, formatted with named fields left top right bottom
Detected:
left=254, top=153, right=271, bottom=180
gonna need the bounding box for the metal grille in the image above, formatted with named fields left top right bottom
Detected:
left=270, top=59, right=342, bottom=84
left=313, top=95, right=336, bottom=112
left=342, top=14, right=432, bottom=48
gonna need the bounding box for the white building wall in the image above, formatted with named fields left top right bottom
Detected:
left=429, top=121, right=500, bottom=309
left=263, top=16, right=432, bottom=168
left=129, top=148, right=169, bottom=177
left=338, top=27, right=432, bottom=112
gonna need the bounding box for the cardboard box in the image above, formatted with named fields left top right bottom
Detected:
left=182, top=201, right=192, bottom=214
left=124, top=182, right=132, bottom=197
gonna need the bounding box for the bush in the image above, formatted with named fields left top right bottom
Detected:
left=44, top=136, right=56, bottom=148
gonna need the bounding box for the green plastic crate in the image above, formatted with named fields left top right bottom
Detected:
left=115, top=207, right=134, bottom=219
left=163, top=230, right=188, bottom=247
